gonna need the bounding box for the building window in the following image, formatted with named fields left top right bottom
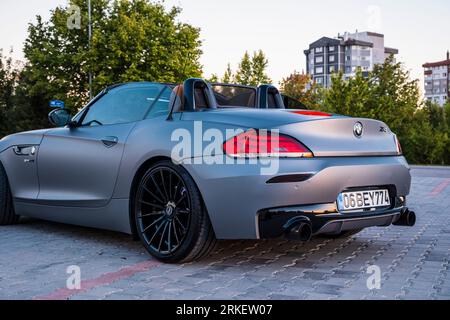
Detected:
left=345, top=66, right=351, bottom=73
left=315, top=67, right=324, bottom=74
left=329, top=55, right=335, bottom=63
left=315, top=56, right=323, bottom=63
left=329, top=46, right=335, bottom=52
left=315, top=47, right=323, bottom=53
left=316, top=77, right=323, bottom=84
left=346, top=56, right=351, bottom=61
left=329, top=66, right=336, bottom=73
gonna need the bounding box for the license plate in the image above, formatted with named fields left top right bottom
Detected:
left=337, top=189, right=390, bottom=212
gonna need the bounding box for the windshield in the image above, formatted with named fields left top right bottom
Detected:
left=211, top=84, right=256, bottom=108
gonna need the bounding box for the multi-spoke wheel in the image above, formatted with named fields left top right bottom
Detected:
left=134, top=161, right=216, bottom=263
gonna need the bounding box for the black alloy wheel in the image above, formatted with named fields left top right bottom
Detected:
left=134, top=161, right=216, bottom=263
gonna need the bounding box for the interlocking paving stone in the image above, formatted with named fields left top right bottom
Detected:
left=0, top=166, right=449, bottom=300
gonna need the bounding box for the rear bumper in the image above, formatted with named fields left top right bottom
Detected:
left=183, top=155, right=411, bottom=239
left=258, top=199, right=407, bottom=238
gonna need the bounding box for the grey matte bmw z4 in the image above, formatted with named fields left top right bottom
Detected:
left=0, top=78, right=415, bottom=263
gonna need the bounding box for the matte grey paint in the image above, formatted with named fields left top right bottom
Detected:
left=0, top=104, right=411, bottom=239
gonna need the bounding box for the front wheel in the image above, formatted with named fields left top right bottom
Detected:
left=134, top=161, right=216, bottom=263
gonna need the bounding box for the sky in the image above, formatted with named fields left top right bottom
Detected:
left=1, top=0, right=449, bottom=89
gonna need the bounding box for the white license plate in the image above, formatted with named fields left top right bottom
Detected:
left=337, top=189, right=390, bottom=212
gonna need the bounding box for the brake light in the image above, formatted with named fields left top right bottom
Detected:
left=291, top=111, right=332, bottom=117
left=223, top=130, right=314, bottom=158
left=394, top=135, right=403, bottom=155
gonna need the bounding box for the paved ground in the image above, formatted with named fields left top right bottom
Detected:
left=0, top=166, right=449, bottom=300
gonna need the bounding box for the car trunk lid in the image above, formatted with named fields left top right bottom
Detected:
left=277, top=117, right=399, bottom=157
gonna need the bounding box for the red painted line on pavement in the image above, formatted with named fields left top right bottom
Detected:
left=33, top=260, right=161, bottom=300
left=429, top=178, right=450, bottom=196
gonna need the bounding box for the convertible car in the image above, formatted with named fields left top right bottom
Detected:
left=0, top=78, right=415, bottom=263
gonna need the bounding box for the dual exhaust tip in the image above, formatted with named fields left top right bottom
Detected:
left=393, top=209, right=416, bottom=227
left=284, top=208, right=416, bottom=242
left=284, top=217, right=313, bottom=242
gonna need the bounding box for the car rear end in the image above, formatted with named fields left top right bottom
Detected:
left=181, top=109, right=414, bottom=240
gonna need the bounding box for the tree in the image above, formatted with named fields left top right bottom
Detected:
left=445, top=102, right=450, bottom=129
left=207, top=74, right=219, bottom=83
left=222, top=63, right=234, bottom=84
left=250, top=50, right=271, bottom=86
left=234, top=51, right=252, bottom=85
left=23, top=0, right=203, bottom=116
left=280, top=71, right=320, bottom=109
left=0, top=51, right=18, bottom=136
left=234, top=50, right=271, bottom=86
left=321, top=69, right=372, bottom=117
left=443, top=102, right=450, bottom=164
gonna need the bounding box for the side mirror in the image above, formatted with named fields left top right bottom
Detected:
left=48, top=108, right=72, bottom=127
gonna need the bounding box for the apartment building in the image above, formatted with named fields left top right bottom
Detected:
left=304, top=31, right=398, bottom=87
left=423, top=51, right=450, bottom=106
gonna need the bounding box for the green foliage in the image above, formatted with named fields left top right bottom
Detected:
left=321, top=56, right=449, bottom=165
left=250, top=50, right=272, bottom=86
left=0, top=52, right=18, bottom=136
left=207, top=74, right=219, bottom=83
left=0, top=51, right=52, bottom=136
left=222, top=63, right=234, bottom=84
left=443, top=102, right=450, bottom=164
left=280, top=71, right=321, bottom=109
left=234, top=50, right=271, bottom=86
left=234, top=51, right=252, bottom=85
left=207, top=63, right=234, bottom=84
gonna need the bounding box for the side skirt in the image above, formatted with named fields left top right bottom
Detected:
left=13, top=198, right=132, bottom=234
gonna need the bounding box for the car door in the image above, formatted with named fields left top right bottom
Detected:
left=37, top=83, right=167, bottom=207
left=1, top=143, right=40, bottom=201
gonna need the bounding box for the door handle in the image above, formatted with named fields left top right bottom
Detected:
left=101, top=136, right=119, bottom=148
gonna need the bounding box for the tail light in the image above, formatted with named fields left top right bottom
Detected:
left=394, top=135, right=402, bottom=155
left=291, top=111, right=332, bottom=117
left=223, top=130, right=314, bottom=158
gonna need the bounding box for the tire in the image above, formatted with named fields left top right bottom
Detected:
left=134, top=161, right=216, bottom=263
left=319, top=229, right=363, bottom=239
left=0, top=162, right=20, bottom=225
